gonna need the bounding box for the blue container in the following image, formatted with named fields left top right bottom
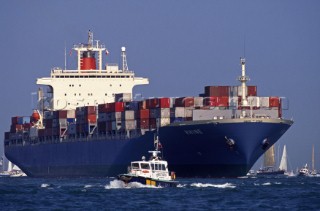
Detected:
left=17, top=116, right=31, bottom=125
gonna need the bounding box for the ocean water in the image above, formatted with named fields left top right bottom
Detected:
left=1, top=176, right=320, bottom=210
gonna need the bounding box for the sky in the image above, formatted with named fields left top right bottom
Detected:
left=1, top=0, right=320, bottom=171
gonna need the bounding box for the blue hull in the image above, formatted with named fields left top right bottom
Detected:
left=5, top=119, right=292, bottom=178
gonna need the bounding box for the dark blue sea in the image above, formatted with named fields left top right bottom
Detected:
left=1, top=176, right=320, bottom=210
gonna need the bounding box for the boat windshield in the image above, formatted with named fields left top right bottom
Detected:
left=131, top=163, right=140, bottom=169
left=151, top=163, right=166, bottom=171
left=140, top=163, right=150, bottom=170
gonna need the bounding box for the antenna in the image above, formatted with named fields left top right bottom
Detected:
left=64, top=41, right=67, bottom=70
left=121, top=47, right=129, bottom=72
left=243, top=35, right=246, bottom=58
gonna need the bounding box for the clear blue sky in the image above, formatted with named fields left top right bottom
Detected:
left=1, top=0, right=319, bottom=171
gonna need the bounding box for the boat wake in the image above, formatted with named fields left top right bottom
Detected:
left=190, top=182, right=236, bottom=189
left=105, top=179, right=161, bottom=189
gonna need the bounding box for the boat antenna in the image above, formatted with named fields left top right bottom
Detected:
left=64, top=41, right=67, bottom=70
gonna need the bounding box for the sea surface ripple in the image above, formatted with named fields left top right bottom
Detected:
left=1, top=176, right=320, bottom=210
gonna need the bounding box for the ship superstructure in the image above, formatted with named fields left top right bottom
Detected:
left=4, top=32, right=293, bottom=178
left=37, top=31, right=148, bottom=110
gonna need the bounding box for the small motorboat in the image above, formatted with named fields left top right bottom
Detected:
left=118, top=136, right=178, bottom=187
left=298, top=164, right=309, bottom=176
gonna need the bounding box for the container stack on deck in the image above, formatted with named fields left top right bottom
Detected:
left=5, top=85, right=284, bottom=143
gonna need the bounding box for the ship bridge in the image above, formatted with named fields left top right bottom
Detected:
left=37, top=31, right=149, bottom=110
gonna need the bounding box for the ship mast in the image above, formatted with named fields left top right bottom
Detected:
left=121, top=47, right=129, bottom=72
left=238, top=57, right=250, bottom=117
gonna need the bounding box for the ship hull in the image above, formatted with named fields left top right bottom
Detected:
left=5, top=119, right=292, bottom=178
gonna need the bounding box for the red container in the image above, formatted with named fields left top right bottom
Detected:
left=175, top=97, right=195, bottom=107
left=205, top=86, right=230, bottom=97
left=84, top=114, right=97, bottom=124
left=269, top=97, right=280, bottom=107
left=137, top=118, right=150, bottom=129
left=84, top=106, right=97, bottom=115
left=149, top=118, right=157, bottom=129
left=137, top=109, right=150, bottom=119
left=11, top=116, right=19, bottom=125
left=247, top=86, right=257, bottom=96
left=107, top=102, right=125, bottom=112
left=10, top=124, right=23, bottom=133
left=158, top=98, right=170, bottom=108
left=217, top=96, right=229, bottom=107
left=203, top=97, right=219, bottom=107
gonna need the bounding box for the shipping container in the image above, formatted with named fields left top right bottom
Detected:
left=121, top=120, right=136, bottom=130
left=193, top=109, right=233, bottom=121
left=138, top=100, right=147, bottom=110
left=4, top=132, right=10, bottom=140
left=237, top=86, right=257, bottom=97
left=115, top=93, right=132, bottom=102
left=205, top=86, right=230, bottom=97
left=175, top=97, right=195, bottom=107
left=259, top=97, right=270, bottom=108
left=97, top=121, right=107, bottom=132
left=137, top=118, right=149, bottom=129
left=157, top=118, right=170, bottom=127
left=150, top=108, right=170, bottom=118
left=53, top=118, right=67, bottom=128
left=98, top=113, right=108, bottom=122
left=68, top=124, right=77, bottom=135
left=38, top=128, right=45, bottom=137
left=194, top=97, right=204, bottom=107
left=53, top=110, right=67, bottom=119
left=67, top=110, right=76, bottom=118
left=149, top=118, right=157, bottom=129
left=108, top=112, right=122, bottom=121
left=17, top=116, right=31, bottom=125
left=170, top=107, right=193, bottom=118
left=121, top=110, right=135, bottom=120
left=136, top=109, right=149, bottom=119
left=126, top=101, right=139, bottom=111
left=112, top=120, right=122, bottom=131
left=11, top=117, right=19, bottom=125
left=229, top=96, right=238, bottom=108
left=269, top=97, right=280, bottom=107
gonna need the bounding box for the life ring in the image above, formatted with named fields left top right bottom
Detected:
left=142, top=170, right=149, bottom=173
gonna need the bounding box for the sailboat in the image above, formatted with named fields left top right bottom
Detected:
left=257, top=145, right=285, bottom=175
left=310, top=145, right=317, bottom=176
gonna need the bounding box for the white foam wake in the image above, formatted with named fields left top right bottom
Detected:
left=105, top=179, right=161, bottom=189
left=40, top=183, right=50, bottom=188
left=190, top=182, right=236, bottom=189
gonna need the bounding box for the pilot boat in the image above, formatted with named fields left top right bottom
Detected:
left=117, top=136, right=177, bottom=187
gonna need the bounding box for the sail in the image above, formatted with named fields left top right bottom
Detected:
left=264, top=145, right=275, bottom=167
left=279, top=145, right=287, bottom=172
left=7, top=161, right=13, bottom=172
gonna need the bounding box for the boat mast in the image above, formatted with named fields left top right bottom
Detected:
left=312, top=145, right=315, bottom=172
left=238, top=58, right=250, bottom=118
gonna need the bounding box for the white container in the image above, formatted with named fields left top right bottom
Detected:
left=156, top=118, right=170, bottom=127
left=121, top=110, right=135, bottom=120
left=194, top=97, right=204, bottom=107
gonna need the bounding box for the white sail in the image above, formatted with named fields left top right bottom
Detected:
left=7, top=161, right=13, bottom=172
left=279, top=145, right=288, bottom=172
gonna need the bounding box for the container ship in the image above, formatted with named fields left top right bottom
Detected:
left=4, top=32, right=293, bottom=177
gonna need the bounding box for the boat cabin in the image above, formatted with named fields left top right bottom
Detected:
left=129, top=156, right=172, bottom=180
